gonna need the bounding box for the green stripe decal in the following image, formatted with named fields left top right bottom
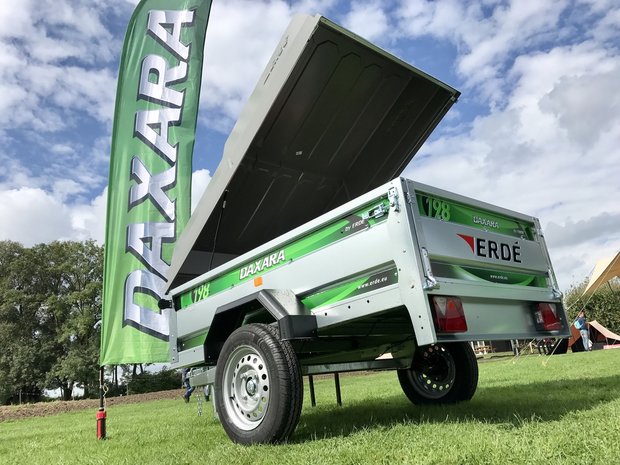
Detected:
left=179, top=332, right=207, bottom=351
left=177, top=198, right=390, bottom=309
left=302, top=267, right=399, bottom=310
left=432, top=261, right=546, bottom=287
left=416, top=192, right=534, bottom=239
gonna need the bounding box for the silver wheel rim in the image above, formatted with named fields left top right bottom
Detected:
left=411, top=345, right=455, bottom=399
left=222, top=345, right=270, bottom=431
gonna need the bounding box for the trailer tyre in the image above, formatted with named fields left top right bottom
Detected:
left=215, top=323, right=303, bottom=444
left=398, top=342, right=478, bottom=405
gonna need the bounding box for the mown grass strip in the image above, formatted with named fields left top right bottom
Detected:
left=1, top=350, right=619, bottom=465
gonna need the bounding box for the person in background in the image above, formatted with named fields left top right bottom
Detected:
left=574, top=310, right=590, bottom=352
left=181, top=367, right=195, bottom=402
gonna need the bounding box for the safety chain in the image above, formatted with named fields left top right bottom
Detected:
left=197, top=391, right=203, bottom=417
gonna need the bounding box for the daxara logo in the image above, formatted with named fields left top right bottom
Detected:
left=457, top=234, right=522, bottom=263
left=239, top=250, right=286, bottom=280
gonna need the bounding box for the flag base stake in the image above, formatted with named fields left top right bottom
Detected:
left=97, top=366, right=107, bottom=440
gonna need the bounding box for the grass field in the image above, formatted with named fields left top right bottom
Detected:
left=1, top=350, right=619, bottom=465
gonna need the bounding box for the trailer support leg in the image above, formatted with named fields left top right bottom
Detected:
left=308, top=375, right=316, bottom=407
left=334, top=372, right=342, bottom=407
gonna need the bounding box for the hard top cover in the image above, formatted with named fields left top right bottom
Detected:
left=167, top=14, right=459, bottom=289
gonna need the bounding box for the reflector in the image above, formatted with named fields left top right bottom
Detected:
left=533, top=303, right=561, bottom=331
left=431, top=296, right=467, bottom=333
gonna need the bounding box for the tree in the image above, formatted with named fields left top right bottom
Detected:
left=563, top=278, right=620, bottom=332
left=39, top=241, right=103, bottom=400
left=0, top=240, right=103, bottom=404
left=0, top=241, right=47, bottom=403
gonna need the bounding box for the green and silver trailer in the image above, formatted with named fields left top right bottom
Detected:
left=162, top=15, right=569, bottom=444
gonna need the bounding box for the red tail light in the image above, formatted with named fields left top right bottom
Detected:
left=533, top=303, right=561, bottom=331
left=431, top=296, right=467, bottom=333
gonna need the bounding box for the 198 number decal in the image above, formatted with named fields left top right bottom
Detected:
left=192, top=282, right=210, bottom=303
left=423, top=196, right=451, bottom=221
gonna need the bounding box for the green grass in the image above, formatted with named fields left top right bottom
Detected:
left=1, top=350, right=619, bottom=465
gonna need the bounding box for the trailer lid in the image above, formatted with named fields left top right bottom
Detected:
left=167, top=15, right=460, bottom=289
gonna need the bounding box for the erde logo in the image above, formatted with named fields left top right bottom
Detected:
left=458, top=234, right=522, bottom=263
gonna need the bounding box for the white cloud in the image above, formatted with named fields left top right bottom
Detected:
left=539, top=67, right=620, bottom=149
left=405, top=36, right=620, bottom=288
left=200, top=1, right=295, bottom=131
left=50, top=144, right=75, bottom=156
left=395, top=0, right=605, bottom=104
left=191, top=169, right=212, bottom=213
left=0, top=165, right=212, bottom=247
left=343, top=1, right=391, bottom=43
left=0, top=1, right=35, bottom=40
left=0, top=1, right=122, bottom=134
left=545, top=213, right=620, bottom=249
left=71, top=188, right=108, bottom=244
left=0, top=188, right=74, bottom=246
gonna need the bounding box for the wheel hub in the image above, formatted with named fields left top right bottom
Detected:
left=245, top=377, right=257, bottom=396
left=222, top=345, right=270, bottom=431
left=411, top=345, right=456, bottom=399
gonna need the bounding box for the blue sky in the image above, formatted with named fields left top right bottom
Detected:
left=0, top=0, right=618, bottom=290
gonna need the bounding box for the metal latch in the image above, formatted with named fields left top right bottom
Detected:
left=388, top=187, right=400, bottom=212
left=365, top=203, right=388, bottom=220
left=421, top=247, right=439, bottom=290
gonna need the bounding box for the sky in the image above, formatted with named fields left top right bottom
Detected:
left=0, top=0, right=618, bottom=291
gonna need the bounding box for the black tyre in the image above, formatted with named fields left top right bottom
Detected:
left=215, top=323, right=303, bottom=444
left=552, top=338, right=568, bottom=355
left=398, top=342, right=478, bottom=405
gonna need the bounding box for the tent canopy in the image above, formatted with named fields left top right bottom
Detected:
left=583, top=251, right=620, bottom=295
left=588, top=320, right=620, bottom=344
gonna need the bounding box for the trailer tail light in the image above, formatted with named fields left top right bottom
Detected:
left=533, top=303, right=561, bottom=331
left=431, top=296, right=467, bottom=333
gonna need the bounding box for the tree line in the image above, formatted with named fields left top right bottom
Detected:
left=0, top=239, right=618, bottom=405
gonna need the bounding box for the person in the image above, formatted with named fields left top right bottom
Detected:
left=574, top=310, right=590, bottom=352
left=181, top=367, right=195, bottom=402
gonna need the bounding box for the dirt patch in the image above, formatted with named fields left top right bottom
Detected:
left=0, top=389, right=185, bottom=422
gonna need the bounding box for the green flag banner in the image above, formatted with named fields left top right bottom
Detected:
left=100, top=0, right=212, bottom=365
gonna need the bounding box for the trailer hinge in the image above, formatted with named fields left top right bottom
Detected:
left=421, top=247, right=439, bottom=290
left=388, top=187, right=400, bottom=212
left=405, top=192, right=413, bottom=204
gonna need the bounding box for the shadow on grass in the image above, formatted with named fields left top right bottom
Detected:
left=292, top=374, right=620, bottom=443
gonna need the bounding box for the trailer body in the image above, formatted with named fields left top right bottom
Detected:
left=163, top=14, right=568, bottom=444
left=169, top=178, right=567, bottom=372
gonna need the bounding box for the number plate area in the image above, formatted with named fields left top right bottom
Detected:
left=413, top=190, right=549, bottom=287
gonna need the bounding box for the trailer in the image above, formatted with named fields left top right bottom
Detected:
left=163, top=15, right=569, bottom=444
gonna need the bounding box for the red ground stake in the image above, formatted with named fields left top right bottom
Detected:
left=96, top=408, right=107, bottom=440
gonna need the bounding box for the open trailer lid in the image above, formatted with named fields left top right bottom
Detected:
left=167, top=14, right=460, bottom=289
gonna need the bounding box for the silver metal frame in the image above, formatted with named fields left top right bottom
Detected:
left=170, top=176, right=568, bottom=371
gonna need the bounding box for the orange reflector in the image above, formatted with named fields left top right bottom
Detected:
left=254, top=276, right=263, bottom=287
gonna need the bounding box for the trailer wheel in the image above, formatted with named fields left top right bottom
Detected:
left=552, top=338, right=568, bottom=355
left=215, top=323, right=303, bottom=444
left=397, top=342, right=478, bottom=404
